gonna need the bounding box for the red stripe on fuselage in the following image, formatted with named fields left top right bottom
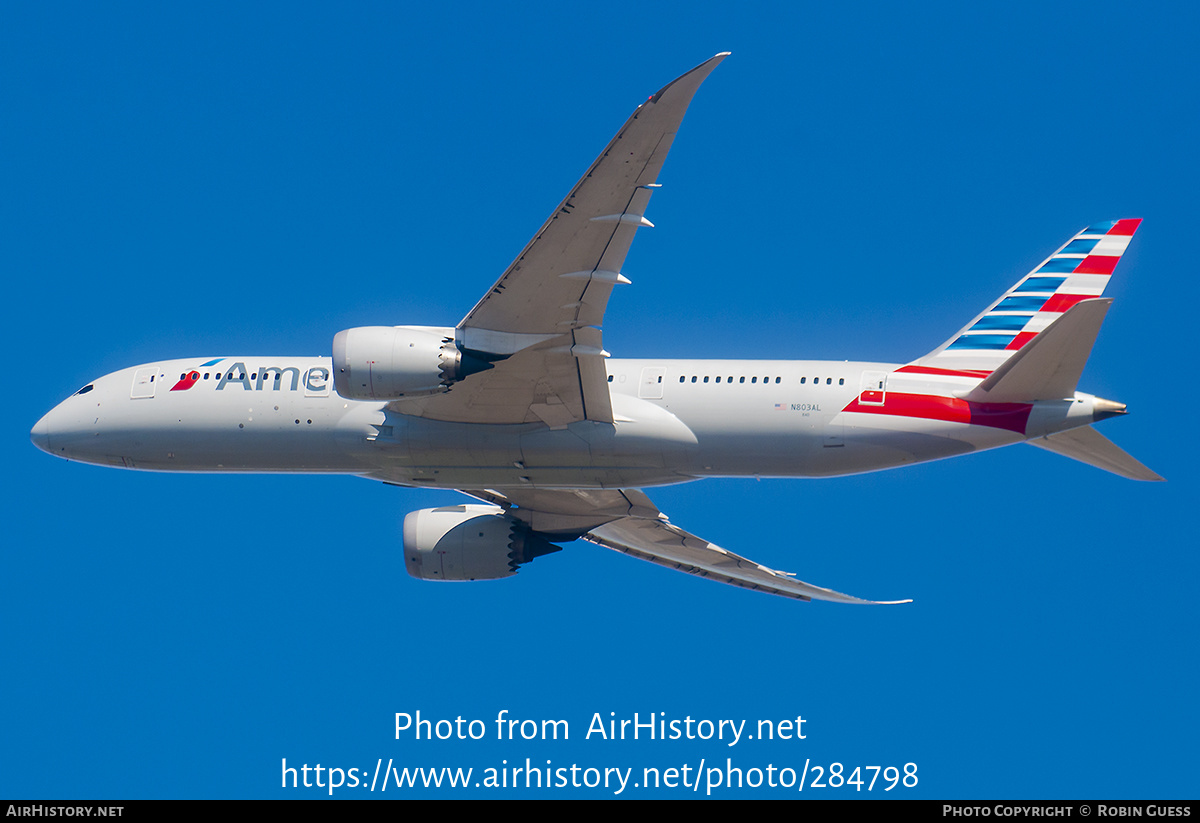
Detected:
left=842, top=392, right=1032, bottom=434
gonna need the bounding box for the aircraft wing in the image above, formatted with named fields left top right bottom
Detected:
left=464, top=487, right=910, bottom=604
left=388, top=54, right=728, bottom=427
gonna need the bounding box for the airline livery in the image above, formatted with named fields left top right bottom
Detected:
left=30, top=54, right=1160, bottom=603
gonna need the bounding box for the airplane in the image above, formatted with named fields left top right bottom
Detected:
left=29, top=53, right=1161, bottom=604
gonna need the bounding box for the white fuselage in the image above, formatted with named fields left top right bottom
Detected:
left=32, top=356, right=1102, bottom=489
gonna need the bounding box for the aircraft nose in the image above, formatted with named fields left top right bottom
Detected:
left=31, top=411, right=52, bottom=454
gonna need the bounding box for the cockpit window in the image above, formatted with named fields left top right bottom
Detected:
left=74, top=384, right=94, bottom=395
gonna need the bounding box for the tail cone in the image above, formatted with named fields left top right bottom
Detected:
left=1093, top=397, right=1127, bottom=421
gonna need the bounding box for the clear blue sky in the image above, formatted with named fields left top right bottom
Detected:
left=4, top=1, right=1197, bottom=798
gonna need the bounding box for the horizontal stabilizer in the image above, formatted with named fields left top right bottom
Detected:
left=962, top=299, right=1110, bottom=403
left=1027, top=425, right=1163, bottom=481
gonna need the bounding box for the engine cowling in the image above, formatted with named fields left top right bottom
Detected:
left=332, top=325, right=493, bottom=400
left=402, top=505, right=561, bottom=581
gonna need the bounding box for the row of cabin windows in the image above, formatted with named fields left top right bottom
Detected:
left=605, top=375, right=846, bottom=386
left=179, top=372, right=281, bottom=381
left=685, top=375, right=782, bottom=384
left=677, top=375, right=845, bottom=385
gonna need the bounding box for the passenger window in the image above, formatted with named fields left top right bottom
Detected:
left=703, top=376, right=709, bottom=383
left=608, top=375, right=614, bottom=382
left=775, top=377, right=781, bottom=384
left=839, top=378, right=845, bottom=385
left=715, top=376, right=721, bottom=383
left=691, top=376, right=697, bottom=383
left=739, top=376, right=745, bottom=384
left=800, top=377, right=806, bottom=384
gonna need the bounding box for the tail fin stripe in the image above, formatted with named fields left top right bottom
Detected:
left=947, top=334, right=1016, bottom=350
left=1061, top=238, right=1101, bottom=254
left=998, top=295, right=1054, bottom=311
left=1108, top=218, right=1142, bottom=235
left=1059, top=273, right=1109, bottom=295
left=1037, top=258, right=1084, bottom=273
left=998, top=293, right=1099, bottom=315
left=1017, top=276, right=1067, bottom=292
left=1092, top=234, right=1134, bottom=255
left=1078, top=219, right=1141, bottom=237
left=1074, top=255, right=1120, bottom=275
left=955, top=287, right=1113, bottom=350
left=1041, top=293, right=1093, bottom=312
left=913, top=220, right=1141, bottom=372
left=970, top=315, right=1035, bottom=331
left=1005, top=331, right=1038, bottom=351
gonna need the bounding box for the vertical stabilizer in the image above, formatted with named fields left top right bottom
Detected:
left=915, top=219, right=1141, bottom=373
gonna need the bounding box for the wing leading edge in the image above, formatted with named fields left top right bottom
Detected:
left=464, top=488, right=911, bottom=604
left=389, top=53, right=729, bottom=426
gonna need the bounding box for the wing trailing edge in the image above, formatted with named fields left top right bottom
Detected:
left=584, top=518, right=912, bottom=604
left=464, top=487, right=911, bottom=603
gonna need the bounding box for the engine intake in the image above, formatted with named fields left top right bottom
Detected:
left=402, top=505, right=561, bottom=581
left=332, top=325, right=494, bottom=400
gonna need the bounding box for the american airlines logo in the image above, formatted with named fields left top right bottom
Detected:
left=170, top=360, right=330, bottom=393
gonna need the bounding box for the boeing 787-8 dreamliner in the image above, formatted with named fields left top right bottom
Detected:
left=30, top=54, right=1160, bottom=603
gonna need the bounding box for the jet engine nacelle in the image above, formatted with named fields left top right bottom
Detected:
left=332, top=325, right=494, bottom=400
left=402, top=505, right=561, bottom=581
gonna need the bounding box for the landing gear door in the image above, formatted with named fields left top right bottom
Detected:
left=859, top=370, right=886, bottom=406
left=638, top=367, right=665, bottom=399
left=131, top=367, right=158, bottom=399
